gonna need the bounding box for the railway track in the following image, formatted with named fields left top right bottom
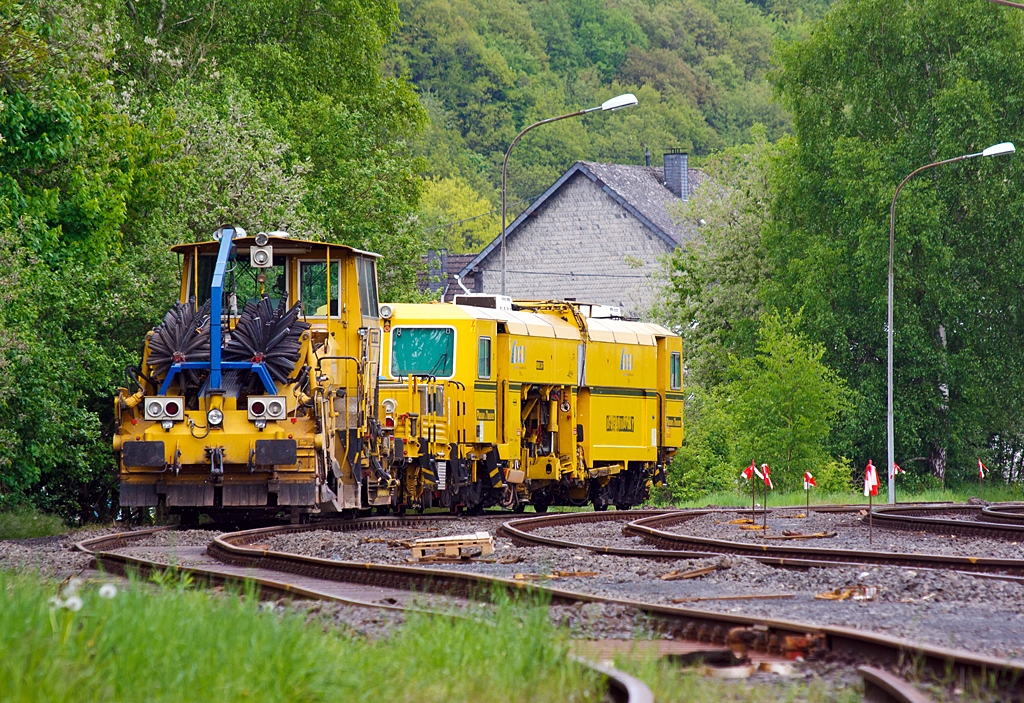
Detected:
left=76, top=514, right=1024, bottom=698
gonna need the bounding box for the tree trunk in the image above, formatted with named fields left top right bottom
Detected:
left=929, top=442, right=946, bottom=484
left=931, top=324, right=949, bottom=484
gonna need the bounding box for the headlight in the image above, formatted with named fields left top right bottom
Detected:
left=207, top=408, right=224, bottom=426
left=247, top=395, right=287, bottom=421
left=382, top=398, right=397, bottom=414
left=143, top=396, right=184, bottom=421
left=379, top=304, right=393, bottom=319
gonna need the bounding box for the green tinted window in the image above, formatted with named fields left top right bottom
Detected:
left=299, top=261, right=339, bottom=316
left=478, top=337, right=491, bottom=378
left=391, top=327, right=455, bottom=377
left=670, top=352, right=681, bottom=390
left=357, top=257, right=379, bottom=318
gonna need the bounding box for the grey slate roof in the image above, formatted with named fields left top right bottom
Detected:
left=457, top=160, right=704, bottom=279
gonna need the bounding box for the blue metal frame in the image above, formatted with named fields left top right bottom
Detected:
left=157, top=226, right=279, bottom=398
left=209, top=227, right=235, bottom=390
left=159, top=361, right=278, bottom=396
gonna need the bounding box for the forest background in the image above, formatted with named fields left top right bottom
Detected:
left=1, top=0, right=1022, bottom=521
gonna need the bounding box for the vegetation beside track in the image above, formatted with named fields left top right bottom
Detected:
left=0, top=505, right=68, bottom=541
left=0, top=570, right=602, bottom=703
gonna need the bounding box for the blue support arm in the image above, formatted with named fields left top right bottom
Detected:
left=209, top=227, right=236, bottom=391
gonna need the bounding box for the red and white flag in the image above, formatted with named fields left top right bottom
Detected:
left=741, top=460, right=755, bottom=481
left=978, top=459, right=989, bottom=480
left=761, top=464, right=773, bottom=490
left=864, top=460, right=879, bottom=497
left=803, top=471, right=817, bottom=490
left=889, top=462, right=904, bottom=480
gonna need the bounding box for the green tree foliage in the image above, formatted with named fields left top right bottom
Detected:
left=768, top=0, right=1024, bottom=483
left=387, top=0, right=821, bottom=209
left=419, top=176, right=500, bottom=253
left=0, top=0, right=427, bottom=519
left=719, top=312, right=852, bottom=489
left=663, top=312, right=851, bottom=500
left=658, top=130, right=774, bottom=388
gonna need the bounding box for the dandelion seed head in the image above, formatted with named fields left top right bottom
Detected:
left=98, top=583, right=118, bottom=599
left=63, top=595, right=83, bottom=612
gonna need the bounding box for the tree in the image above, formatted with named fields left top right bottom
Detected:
left=769, top=0, right=1024, bottom=482
left=658, top=129, right=774, bottom=388
left=419, top=176, right=499, bottom=253
left=719, top=312, right=852, bottom=490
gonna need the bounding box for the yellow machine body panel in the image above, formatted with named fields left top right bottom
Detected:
left=115, top=233, right=390, bottom=518
left=378, top=297, right=683, bottom=512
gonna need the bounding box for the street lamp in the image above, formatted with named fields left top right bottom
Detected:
left=500, top=93, right=639, bottom=295
left=886, top=141, right=1015, bottom=503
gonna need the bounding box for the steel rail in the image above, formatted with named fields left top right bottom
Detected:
left=979, top=504, right=1024, bottom=526
left=623, top=512, right=1024, bottom=575
left=76, top=511, right=1024, bottom=694
left=868, top=504, right=1024, bottom=540
left=76, top=526, right=653, bottom=703
left=858, top=665, right=935, bottom=703
left=204, top=520, right=1024, bottom=691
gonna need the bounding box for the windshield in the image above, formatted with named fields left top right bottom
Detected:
left=391, top=327, right=455, bottom=377
left=195, top=255, right=286, bottom=311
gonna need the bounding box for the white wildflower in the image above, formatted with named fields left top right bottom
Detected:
left=63, top=578, right=83, bottom=597
left=63, top=595, right=83, bottom=612
left=48, top=596, right=64, bottom=608
left=98, top=583, right=118, bottom=599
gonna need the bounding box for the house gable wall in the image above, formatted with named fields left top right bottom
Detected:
left=473, top=172, right=673, bottom=314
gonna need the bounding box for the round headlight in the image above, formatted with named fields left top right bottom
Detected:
left=382, top=398, right=397, bottom=414
left=147, top=401, right=162, bottom=417
left=379, top=304, right=393, bottom=319
left=207, top=408, right=224, bottom=426
left=252, top=249, right=270, bottom=266
left=250, top=400, right=266, bottom=416
left=267, top=400, right=284, bottom=416
left=255, top=232, right=269, bottom=247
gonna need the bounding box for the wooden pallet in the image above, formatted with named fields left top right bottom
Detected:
left=410, top=531, right=495, bottom=560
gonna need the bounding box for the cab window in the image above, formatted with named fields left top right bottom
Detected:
left=478, top=337, right=491, bottom=378
left=299, top=261, right=339, bottom=316
left=670, top=352, right=681, bottom=390
left=391, top=327, right=454, bottom=377
left=357, top=257, right=379, bottom=318
left=195, top=254, right=286, bottom=310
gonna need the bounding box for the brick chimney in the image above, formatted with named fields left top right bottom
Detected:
left=663, top=148, right=688, bottom=201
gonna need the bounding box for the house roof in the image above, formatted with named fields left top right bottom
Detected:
left=457, top=161, right=704, bottom=279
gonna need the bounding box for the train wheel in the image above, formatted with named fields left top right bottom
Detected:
left=615, top=503, right=633, bottom=511
left=594, top=503, right=608, bottom=512
left=532, top=504, right=548, bottom=514
left=513, top=504, right=526, bottom=513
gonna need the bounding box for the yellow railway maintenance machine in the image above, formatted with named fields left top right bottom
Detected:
left=115, top=227, right=393, bottom=522
left=378, top=295, right=683, bottom=513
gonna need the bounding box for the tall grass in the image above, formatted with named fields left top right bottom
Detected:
left=0, top=571, right=601, bottom=703
left=0, top=506, right=66, bottom=540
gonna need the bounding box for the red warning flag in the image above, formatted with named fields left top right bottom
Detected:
left=762, top=464, right=773, bottom=490
left=864, top=460, right=879, bottom=497
left=741, top=460, right=755, bottom=481
left=978, top=459, right=989, bottom=480
left=803, top=471, right=817, bottom=490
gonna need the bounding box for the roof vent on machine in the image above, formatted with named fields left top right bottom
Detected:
left=453, top=294, right=513, bottom=311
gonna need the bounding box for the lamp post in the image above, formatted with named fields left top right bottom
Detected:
left=500, top=93, right=638, bottom=296
left=886, top=141, right=1015, bottom=503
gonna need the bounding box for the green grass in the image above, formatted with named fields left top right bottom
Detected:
left=0, top=570, right=602, bottom=703
left=0, top=505, right=66, bottom=540
left=617, top=656, right=861, bottom=703
left=657, top=485, right=1024, bottom=510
